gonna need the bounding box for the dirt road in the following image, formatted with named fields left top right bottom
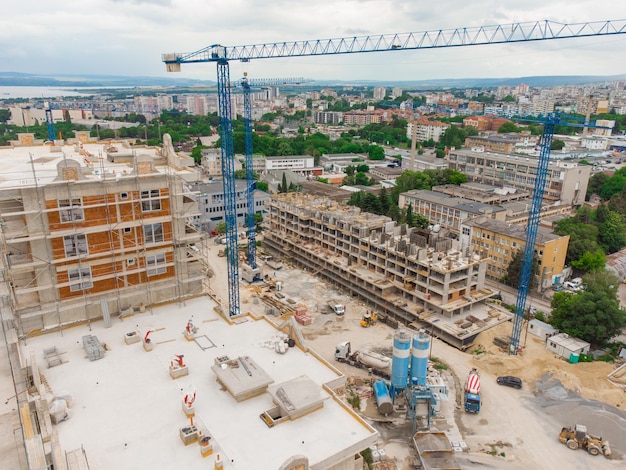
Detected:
left=204, top=243, right=626, bottom=469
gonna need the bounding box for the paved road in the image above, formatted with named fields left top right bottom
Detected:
left=485, top=279, right=554, bottom=314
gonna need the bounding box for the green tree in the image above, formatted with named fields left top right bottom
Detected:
left=279, top=172, right=288, bottom=193
left=498, top=121, right=519, bottom=133
left=551, top=139, right=565, bottom=150
left=503, top=250, right=539, bottom=288
left=256, top=181, right=269, bottom=192
left=597, top=210, right=626, bottom=253
left=368, top=145, right=385, bottom=160
left=549, top=270, right=626, bottom=345
left=190, top=145, right=207, bottom=165
left=215, top=222, right=226, bottom=235
left=0, top=109, right=10, bottom=123
left=570, top=250, right=606, bottom=271
left=600, top=172, right=626, bottom=200
left=587, top=172, right=609, bottom=200
left=254, top=213, right=264, bottom=232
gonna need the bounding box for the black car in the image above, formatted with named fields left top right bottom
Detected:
left=497, top=376, right=522, bottom=389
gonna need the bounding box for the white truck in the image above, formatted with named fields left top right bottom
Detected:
left=327, top=300, right=345, bottom=316
left=334, top=341, right=391, bottom=379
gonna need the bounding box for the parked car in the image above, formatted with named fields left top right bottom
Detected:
left=497, top=376, right=522, bottom=389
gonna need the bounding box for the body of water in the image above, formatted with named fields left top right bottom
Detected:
left=0, top=86, right=130, bottom=99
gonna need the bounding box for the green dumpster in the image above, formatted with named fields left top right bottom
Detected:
left=569, top=353, right=579, bottom=363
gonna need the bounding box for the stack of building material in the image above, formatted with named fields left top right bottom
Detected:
left=294, top=306, right=311, bottom=325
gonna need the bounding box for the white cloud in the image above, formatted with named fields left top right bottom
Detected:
left=1, top=0, right=625, bottom=81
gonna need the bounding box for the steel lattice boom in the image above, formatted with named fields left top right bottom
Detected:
left=163, top=19, right=626, bottom=67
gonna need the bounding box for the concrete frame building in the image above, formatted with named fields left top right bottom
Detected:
left=459, top=217, right=570, bottom=291
left=447, top=148, right=591, bottom=206
left=0, top=134, right=206, bottom=337
left=263, top=194, right=510, bottom=350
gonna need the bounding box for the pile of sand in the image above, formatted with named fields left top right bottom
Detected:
left=470, top=323, right=625, bottom=409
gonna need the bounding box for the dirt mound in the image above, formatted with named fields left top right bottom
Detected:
left=469, top=323, right=625, bottom=409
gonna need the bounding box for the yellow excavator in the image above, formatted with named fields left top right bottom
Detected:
left=360, top=311, right=378, bottom=328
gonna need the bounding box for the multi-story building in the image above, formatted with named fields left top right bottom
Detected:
left=464, top=133, right=536, bottom=154
left=398, top=189, right=507, bottom=234
left=407, top=119, right=450, bottom=143
left=314, top=111, right=342, bottom=125
left=448, top=148, right=591, bottom=206
left=342, top=111, right=385, bottom=125
left=373, top=86, right=387, bottom=101
left=460, top=217, right=570, bottom=291
left=0, top=133, right=206, bottom=337
left=191, top=180, right=270, bottom=232
left=263, top=193, right=508, bottom=350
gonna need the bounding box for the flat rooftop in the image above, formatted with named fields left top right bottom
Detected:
left=4, top=296, right=377, bottom=469
left=0, top=139, right=196, bottom=190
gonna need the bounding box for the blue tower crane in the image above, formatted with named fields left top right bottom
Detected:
left=233, top=74, right=310, bottom=269
left=162, top=19, right=626, bottom=318
left=44, top=102, right=56, bottom=142
left=508, top=114, right=611, bottom=355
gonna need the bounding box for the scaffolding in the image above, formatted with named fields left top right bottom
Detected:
left=0, top=134, right=208, bottom=339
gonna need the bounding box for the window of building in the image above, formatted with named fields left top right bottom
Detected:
left=123, top=227, right=132, bottom=234
left=141, top=189, right=161, bottom=212
left=120, top=192, right=129, bottom=200
left=68, top=266, right=93, bottom=291
left=146, top=253, right=167, bottom=276
left=128, top=258, right=136, bottom=266
left=144, top=223, right=164, bottom=244
left=63, top=234, right=88, bottom=257
left=59, top=198, right=84, bottom=223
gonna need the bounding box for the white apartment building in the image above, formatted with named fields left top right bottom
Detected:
left=373, top=86, right=387, bottom=101
left=407, top=119, right=450, bottom=143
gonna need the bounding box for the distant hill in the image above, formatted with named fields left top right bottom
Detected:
left=309, top=74, right=626, bottom=88
left=1, top=71, right=624, bottom=89
left=0, top=72, right=215, bottom=88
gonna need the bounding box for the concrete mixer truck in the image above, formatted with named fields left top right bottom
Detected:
left=464, top=368, right=481, bottom=413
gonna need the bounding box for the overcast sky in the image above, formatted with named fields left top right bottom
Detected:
left=2, top=0, right=626, bottom=82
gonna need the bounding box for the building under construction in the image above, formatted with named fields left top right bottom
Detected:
left=263, top=193, right=512, bottom=350
left=0, top=132, right=207, bottom=338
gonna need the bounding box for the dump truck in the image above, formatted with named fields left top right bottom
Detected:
left=334, top=341, right=391, bottom=379
left=559, top=424, right=611, bottom=457
left=327, top=299, right=345, bottom=316
left=464, top=368, right=481, bottom=413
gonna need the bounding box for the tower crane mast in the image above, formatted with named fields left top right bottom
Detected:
left=162, top=19, right=626, bottom=318
left=44, top=102, right=56, bottom=142
left=508, top=115, right=610, bottom=354
left=234, top=75, right=309, bottom=270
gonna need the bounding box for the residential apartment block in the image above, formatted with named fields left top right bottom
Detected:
left=460, top=218, right=570, bottom=291
left=398, top=189, right=507, bottom=234
left=0, top=134, right=206, bottom=337
left=447, top=148, right=591, bottom=205
left=263, top=194, right=510, bottom=350
left=406, top=119, right=450, bottom=143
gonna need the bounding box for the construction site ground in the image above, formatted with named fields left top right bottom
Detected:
left=206, top=242, right=626, bottom=470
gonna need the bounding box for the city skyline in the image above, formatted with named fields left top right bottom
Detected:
left=2, top=1, right=626, bottom=83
